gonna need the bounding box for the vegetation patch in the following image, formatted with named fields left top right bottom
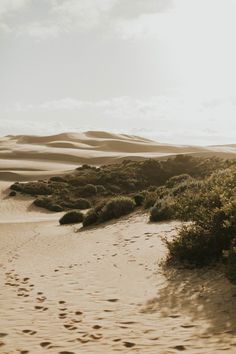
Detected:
left=59, top=211, right=84, bottom=225
left=99, top=196, right=136, bottom=222
left=10, top=155, right=236, bottom=282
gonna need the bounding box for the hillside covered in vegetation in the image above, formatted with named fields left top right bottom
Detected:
left=9, top=155, right=236, bottom=282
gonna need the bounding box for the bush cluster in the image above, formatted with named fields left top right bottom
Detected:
left=153, top=166, right=236, bottom=282
left=82, top=196, right=136, bottom=227
left=59, top=211, right=84, bottom=225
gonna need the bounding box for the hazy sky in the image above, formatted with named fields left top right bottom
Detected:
left=1, top=0, right=236, bottom=145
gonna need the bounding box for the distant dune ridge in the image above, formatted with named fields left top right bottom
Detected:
left=0, top=130, right=236, bottom=181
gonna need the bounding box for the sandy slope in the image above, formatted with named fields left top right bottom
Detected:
left=1, top=182, right=236, bottom=354
left=0, top=131, right=213, bottom=182
left=1, top=132, right=236, bottom=353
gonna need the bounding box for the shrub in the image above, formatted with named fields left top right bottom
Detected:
left=59, top=211, right=84, bottom=225
left=9, top=191, right=16, bottom=197
left=50, top=176, right=65, bottom=182
left=48, top=204, right=63, bottom=212
left=10, top=181, right=51, bottom=195
left=134, top=194, right=144, bottom=207
left=166, top=174, right=192, bottom=188
left=83, top=209, right=98, bottom=227
left=100, top=196, right=135, bottom=222
left=143, top=191, right=158, bottom=209
left=150, top=198, right=175, bottom=222
left=224, top=242, right=236, bottom=284
left=165, top=168, right=236, bottom=275
left=96, top=185, right=106, bottom=193
left=34, top=197, right=51, bottom=208
left=80, top=184, right=97, bottom=197
left=62, top=198, right=91, bottom=210
left=166, top=224, right=217, bottom=267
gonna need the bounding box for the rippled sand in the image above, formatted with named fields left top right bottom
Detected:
left=1, top=182, right=236, bottom=353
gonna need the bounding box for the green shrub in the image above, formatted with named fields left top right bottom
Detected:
left=80, top=184, right=97, bottom=197
left=50, top=176, right=65, bottom=182
left=62, top=198, right=91, bottom=210
left=224, top=242, right=236, bottom=283
left=83, top=209, right=98, bottom=227
left=48, top=204, right=63, bottom=212
left=9, top=191, right=16, bottom=197
left=100, top=196, right=135, bottom=222
left=165, top=168, right=236, bottom=275
left=150, top=198, right=175, bottom=222
left=134, top=194, right=144, bottom=207
left=166, top=174, right=192, bottom=188
left=34, top=197, right=51, bottom=208
left=10, top=181, right=51, bottom=195
left=96, top=185, right=106, bottom=193
left=59, top=211, right=84, bottom=225
left=143, top=191, right=158, bottom=209
left=166, top=224, right=217, bottom=266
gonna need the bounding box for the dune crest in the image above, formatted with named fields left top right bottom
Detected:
left=0, top=131, right=235, bottom=181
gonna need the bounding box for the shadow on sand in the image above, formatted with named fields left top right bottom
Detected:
left=142, top=265, right=236, bottom=335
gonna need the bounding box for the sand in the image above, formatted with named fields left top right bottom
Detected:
left=1, top=131, right=236, bottom=353
left=2, top=130, right=236, bottom=182
left=1, top=183, right=236, bottom=354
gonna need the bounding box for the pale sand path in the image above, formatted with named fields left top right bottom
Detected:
left=1, top=182, right=236, bottom=353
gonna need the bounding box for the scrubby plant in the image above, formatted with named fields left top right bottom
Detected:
left=83, top=209, right=98, bottom=227
left=34, top=197, right=51, bottom=208
left=10, top=181, right=51, bottom=195
left=59, top=210, right=84, bottom=225
left=224, top=242, right=236, bottom=284
left=100, top=196, right=135, bottom=222
left=9, top=191, right=16, bottom=197
left=164, top=166, right=236, bottom=276
left=50, top=176, right=65, bottom=182
left=62, top=198, right=91, bottom=210
left=165, top=174, right=192, bottom=188
left=143, top=191, right=158, bottom=209
left=134, top=194, right=144, bottom=207
left=48, top=204, right=63, bottom=212
left=96, top=185, right=106, bottom=193
left=80, top=184, right=97, bottom=197
left=150, top=198, right=175, bottom=222
left=166, top=225, right=217, bottom=267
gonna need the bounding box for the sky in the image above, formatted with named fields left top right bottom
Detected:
left=1, top=0, right=236, bottom=145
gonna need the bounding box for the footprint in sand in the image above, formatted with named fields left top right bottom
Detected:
left=0, top=333, right=8, bottom=338
left=77, top=338, right=90, bottom=343
left=75, top=310, right=83, bottom=315
left=22, top=329, right=37, bottom=335
left=106, top=298, right=119, bottom=302
left=123, top=341, right=136, bottom=348
left=59, top=313, right=67, bottom=319
left=35, top=305, right=48, bottom=311
left=172, top=345, right=186, bottom=351
left=64, top=324, right=77, bottom=331
left=40, top=341, right=51, bottom=348
left=181, top=324, right=195, bottom=328
left=90, top=334, right=103, bottom=340
left=36, top=296, right=46, bottom=303
left=93, top=325, right=102, bottom=329
left=59, top=300, right=66, bottom=304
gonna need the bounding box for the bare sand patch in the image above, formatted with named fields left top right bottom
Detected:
left=1, top=181, right=236, bottom=353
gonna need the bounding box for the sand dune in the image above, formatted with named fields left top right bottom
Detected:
left=1, top=181, right=236, bottom=353
left=1, top=132, right=236, bottom=353
left=1, top=130, right=235, bottom=181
